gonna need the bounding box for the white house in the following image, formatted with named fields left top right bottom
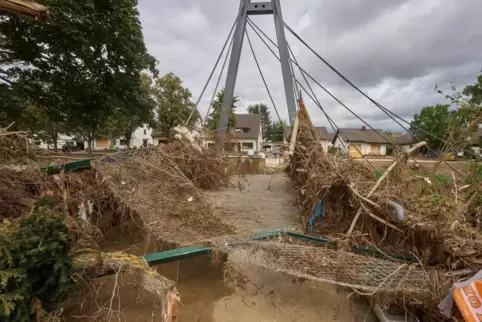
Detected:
left=34, top=124, right=154, bottom=151
left=283, top=125, right=331, bottom=152
left=332, top=127, right=390, bottom=158
left=111, top=124, right=153, bottom=149
left=203, top=113, right=263, bottom=154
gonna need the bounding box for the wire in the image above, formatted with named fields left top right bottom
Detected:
left=287, top=45, right=300, bottom=109
left=245, top=29, right=284, bottom=131
left=248, top=20, right=390, bottom=155
left=248, top=18, right=436, bottom=174
left=203, top=35, right=234, bottom=124
left=286, top=41, right=358, bottom=158
left=185, top=17, right=237, bottom=125
left=282, top=21, right=463, bottom=176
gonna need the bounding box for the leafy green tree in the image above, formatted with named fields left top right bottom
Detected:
left=0, top=0, right=157, bottom=152
left=153, top=72, right=199, bottom=135
left=104, top=73, right=156, bottom=147
left=0, top=85, right=65, bottom=151
left=206, top=89, right=238, bottom=132
left=463, top=72, right=482, bottom=106
left=247, top=103, right=272, bottom=139
left=270, top=120, right=286, bottom=142
left=410, top=104, right=452, bottom=151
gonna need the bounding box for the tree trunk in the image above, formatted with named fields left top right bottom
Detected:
left=52, top=131, right=58, bottom=152
left=125, top=132, right=132, bottom=148
left=87, top=133, right=93, bottom=155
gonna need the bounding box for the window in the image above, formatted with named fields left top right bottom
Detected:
left=242, top=128, right=250, bottom=133
left=144, top=129, right=147, bottom=135
left=242, top=142, right=254, bottom=149
left=120, top=139, right=129, bottom=146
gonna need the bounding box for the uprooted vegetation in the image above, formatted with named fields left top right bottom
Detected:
left=286, top=101, right=482, bottom=319
left=0, top=135, right=255, bottom=321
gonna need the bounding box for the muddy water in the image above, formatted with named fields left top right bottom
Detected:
left=65, top=173, right=376, bottom=321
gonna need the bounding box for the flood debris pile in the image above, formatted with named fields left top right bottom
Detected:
left=91, top=147, right=237, bottom=245
left=284, top=101, right=482, bottom=317
left=0, top=206, right=179, bottom=322
left=0, top=124, right=31, bottom=161
left=1, top=141, right=246, bottom=321
left=167, top=141, right=230, bottom=189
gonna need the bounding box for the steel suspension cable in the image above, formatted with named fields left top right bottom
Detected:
left=248, top=19, right=393, bottom=151
left=245, top=29, right=286, bottom=138
left=247, top=19, right=436, bottom=174
left=286, top=42, right=358, bottom=159
left=185, top=17, right=237, bottom=125
left=282, top=21, right=463, bottom=175
left=203, top=35, right=234, bottom=125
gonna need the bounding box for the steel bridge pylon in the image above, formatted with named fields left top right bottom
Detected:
left=215, top=0, right=296, bottom=152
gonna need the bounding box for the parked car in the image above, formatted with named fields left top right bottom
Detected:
left=61, top=141, right=81, bottom=152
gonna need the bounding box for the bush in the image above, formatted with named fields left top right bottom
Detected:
left=0, top=209, right=75, bottom=321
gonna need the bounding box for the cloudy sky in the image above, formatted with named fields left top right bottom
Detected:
left=138, top=0, right=482, bottom=132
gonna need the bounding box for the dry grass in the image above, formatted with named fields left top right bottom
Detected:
left=285, top=101, right=482, bottom=317
left=91, top=146, right=237, bottom=245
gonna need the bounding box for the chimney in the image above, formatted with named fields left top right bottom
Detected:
left=361, top=126, right=366, bottom=131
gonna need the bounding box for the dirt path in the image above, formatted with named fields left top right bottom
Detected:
left=206, top=173, right=300, bottom=232
left=65, top=174, right=375, bottom=321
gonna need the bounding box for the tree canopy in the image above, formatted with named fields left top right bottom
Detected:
left=153, top=72, right=199, bottom=135
left=410, top=104, right=452, bottom=151
left=206, top=89, right=238, bottom=132
left=247, top=103, right=272, bottom=139
left=0, top=0, right=157, bottom=151
left=270, top=120, right=286, bottom=142
left=411, top=71, right=482, bottom=152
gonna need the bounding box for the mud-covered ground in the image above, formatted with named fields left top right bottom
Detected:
left=65, top=173, right=376, bottom=321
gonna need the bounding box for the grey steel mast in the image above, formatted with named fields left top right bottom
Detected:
left=215, top=0, right=296, bottom=151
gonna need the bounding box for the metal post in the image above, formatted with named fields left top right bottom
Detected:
left=215, top=0, right=250, bottom=152
left=215, top=0, right=296, bottom=151
left=272, top=0, right=297, bottom=126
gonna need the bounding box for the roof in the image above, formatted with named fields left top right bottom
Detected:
left=337, top=127, right=391, bottom=144
left=283, top=125, right=330, bottom=140
left=234, top=114, right=261, bottom=139
left=389, top=132, right=404, bottom=139
left=394, top=133, right=416, bottom=145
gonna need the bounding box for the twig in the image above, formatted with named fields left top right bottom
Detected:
left=457, top=191, right=478, bottom=218
left=0, top=130, right=27, bottom=137
left=4, top=121, right=15, bottom=131
left=452, top=172, right=458, bottom=207
left=358, top=202, right=403, bottom=233
left=348, top=184, right=379, bottom=208
left=346, top=141, right=426, bottom=236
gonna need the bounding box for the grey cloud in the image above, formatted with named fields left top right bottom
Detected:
left=138, top=0, right=482, bottom=132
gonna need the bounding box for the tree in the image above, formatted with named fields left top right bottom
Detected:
left=463, top=72, right=482, bottom=106
left=0, top=85, right=64, bottom=151
left=104, top=73, right=156, bottom=147
left=270, top=120, right=287, bottom=142
left=153, top=72, right=199, bottom=135
left=247, top=103, right=272, bottom=139
left=0, top=0, right=157, bottom=153
left=206, top=89, right=238, bottom=132
left=410, top=104, right=452, bottom=151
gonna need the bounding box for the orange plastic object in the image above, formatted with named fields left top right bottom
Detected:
left=453, top=281, right=482, bottom=321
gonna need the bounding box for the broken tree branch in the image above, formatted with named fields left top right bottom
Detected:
left=72, top=251, right=180, bottom=322
left=346, top=141, right=426, bottom=236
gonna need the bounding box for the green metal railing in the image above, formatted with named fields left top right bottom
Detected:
left=38, top=159, right=414, bottom=265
